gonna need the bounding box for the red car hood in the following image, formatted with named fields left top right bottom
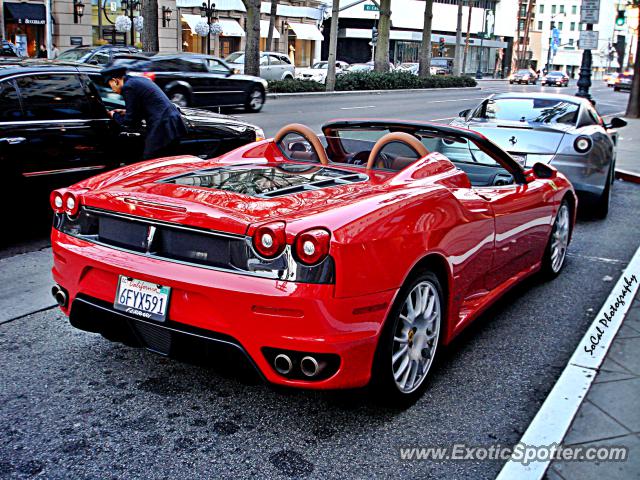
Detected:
left=78, top=156, right=392, bottom=236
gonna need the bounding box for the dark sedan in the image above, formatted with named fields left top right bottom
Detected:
left=0, top=60, right=264, bottom=206
left=57, top=45, right=143, bottom=66
left=542, top=71, right=569, bottom=87
left=119, top=53, right=268, bottom=112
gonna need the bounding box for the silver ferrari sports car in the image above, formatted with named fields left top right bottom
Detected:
left=452, top=93, right=627, bottom=217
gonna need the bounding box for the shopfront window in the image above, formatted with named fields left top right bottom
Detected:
left=3, top=2, right=46, bottom=57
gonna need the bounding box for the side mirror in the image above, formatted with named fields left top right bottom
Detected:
left=459, top=109, right=470, bottom=118
left=607, top=117, right=627, bottom=129
left=530, top=162, right=557, bottom=180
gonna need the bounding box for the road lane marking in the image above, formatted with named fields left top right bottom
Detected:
left=567, top=253, right=626, bottom=265
left=340, top=105, right=376, bottom=110
left=496, top=244, right=640, bottom=480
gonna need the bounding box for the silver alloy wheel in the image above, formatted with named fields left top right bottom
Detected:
left=392, top=281, right=441, bottom=394
left=249, top=89, right=263, bottom=110
left=550, top=203, right=570, bottom=273
left=170, top=92, right=188, bottom=107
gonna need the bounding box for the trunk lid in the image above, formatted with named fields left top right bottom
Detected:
left=465, top=120, right=569, bottom=155
left=81, top=163, right=373, bottom=235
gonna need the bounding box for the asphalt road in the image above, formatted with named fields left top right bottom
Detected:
left=1, top=80, right=638, bottom=479
left=236, top=79, right=630, bottom=136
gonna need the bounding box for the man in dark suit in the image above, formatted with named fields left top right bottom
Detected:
left=102, top=65, right=187, bottom=160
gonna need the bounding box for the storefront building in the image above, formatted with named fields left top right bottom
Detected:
left=176, top=0, right=325, bottom=65
left=3, top=1, right=47, bottom=57
left=322, top=0, right=516, bottom=76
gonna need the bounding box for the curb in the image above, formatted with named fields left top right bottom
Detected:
left=266, top=86, right=482, bottom=99
left=496, top=245, right=640, bottom=480
left=615, top=169, right=640, bottom=184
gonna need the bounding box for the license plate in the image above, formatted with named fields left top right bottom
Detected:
left=510, top=153, right=527, bottom=166
left=114, top=276, right=171, bottom=322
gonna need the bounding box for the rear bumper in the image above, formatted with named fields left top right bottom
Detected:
left=52, top=230, right=396, bottom=389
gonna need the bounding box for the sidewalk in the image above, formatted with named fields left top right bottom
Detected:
left=546, top=293, right=640, bottom=480
left=616, top=117, right=640, bottom=178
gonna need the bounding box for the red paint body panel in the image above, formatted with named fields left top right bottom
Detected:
left=52, top=124, right=577, bottom=390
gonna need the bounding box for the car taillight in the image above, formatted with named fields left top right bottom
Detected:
left=62, top=191, right=80, bottom=216
left=50, top=189, right=66, bottom=213
left=294, top=229, right=330, bottom=265
left=253, top=221, right=286, bottom=258
left=142, top=72, right=156, bottom=81
left=574, top=136, right=592, bottom=153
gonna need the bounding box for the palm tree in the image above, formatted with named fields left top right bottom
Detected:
left=418, top=0, right=433, bottom=77
left=242, top=0, right=261, bottom=76
left=326, top=0, right=341, bottom=91
left=265, top=0, right=278, bottom=51
left=374, top=0, right=391, bottom=72
left=142, top=0, right=159, bottom=52
left=453, top=0, right=464, bottom=75
left=462, top=0, right=473, bottom=75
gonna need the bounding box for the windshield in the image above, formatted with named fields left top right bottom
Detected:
left=516, top=70, right=531, bottom=75
left=225, top=52, right=244, bottom=63
left=348, top=64, right=371, bottom=72
left=57, top=48, right=93, bottom=62
left=548, top=71, right=564, bottom=76
left=475, top=98, right=579, bottom=124
left=312, top=62, right=328, bottom=69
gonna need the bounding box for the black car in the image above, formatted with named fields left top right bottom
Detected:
left=542, top=71, right=569, bottom=87
left=0, top=60, right=264, bottom=204
left=56, top=45, right=142, bottom=66
left=1, top=40, right=19, bottom=58
left=119, top=53, right=268, bottom=113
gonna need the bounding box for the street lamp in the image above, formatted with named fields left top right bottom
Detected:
left=73, top=0, right=85, bottom=24
left=122, top=0, right=141, bottom=45
left=162, top=6, right=173, bottom=28
left=200, top=1, right=217, bottom=55
left=475, top=8, right=495, bottom=79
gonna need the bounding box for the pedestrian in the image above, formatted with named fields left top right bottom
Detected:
left=101, top=65, right=187, bottom=160
left=51, top=43, right=59, bottom=59
left=37, top=44, right=47, bottom=58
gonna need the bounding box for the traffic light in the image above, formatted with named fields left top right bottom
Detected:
left=615, top=10, right=626, bottom=27
left=371, top=26, right=378, bottom=45
left=438, top=37, right=445, bottom=57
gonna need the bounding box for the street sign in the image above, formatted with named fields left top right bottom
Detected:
left=364, top=4, right=379, bottom=11
left=110, top=1, right=117, bottom=12
left=580, top=0, right=600, bottom=24
left=579, top=30, right=599, bottom=50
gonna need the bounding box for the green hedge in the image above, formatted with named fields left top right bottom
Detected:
left=267, top=72, right=477, bottom=93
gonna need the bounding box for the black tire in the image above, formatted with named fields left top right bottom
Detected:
left=244, top=86, right=265, bottom=113
left=541, top=200, right=572, bottom=279
left=168, top=88, right=190, bottom=107
left=370, top=271, right=444, bottom=407
left=593, top=167, right=612, bottom=219
left=614, top=87, right=620, bottom=92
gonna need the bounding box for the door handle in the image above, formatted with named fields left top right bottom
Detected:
left=119, top=132, right=141, bottom=137
left=0, top=137, right=26, bottom=145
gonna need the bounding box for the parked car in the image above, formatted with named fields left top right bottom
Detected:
left=225, top=51, right=295, bottom=80
left=1, top=40, right=19, bottom=58
left=0, top=60, right=264, bottom=206
left=613, top=73, right=633, bottom=92
left=452, top=92, right=627, bottom=217
left=115, top=53, right=268, bottom=112
left=346, top=61, right=395, bottom=73
left=541, top=71, right=569, bottom=87
left=509, top=68, right=538, bottom=84
left=430, top=57, right=453, bottom=75
left=56, top=45, right=142, bottom=66
left=50, top=118, right=576, bottom=404
left=397, top=62, right=444, bottom=76
left=606, top=72, right=619, bottom=87
left=295, top=60, right=349, bottom=83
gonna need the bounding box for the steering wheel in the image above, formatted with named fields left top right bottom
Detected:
left=366, top=132, right=430, bottom=170
left=274, top=123, right=330, bottom=166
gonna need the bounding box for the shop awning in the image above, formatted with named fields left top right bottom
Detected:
left=260, top=20, right=280, bottom=39
left=218, top=19, right=245, bottom=37
left=4, top=2, right=46, bottom=25
left=287, top=22, right=324, bottom=41
left=181, top=13, right=203, bottom=34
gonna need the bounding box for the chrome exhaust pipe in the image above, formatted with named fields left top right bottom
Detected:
left=300, top=356, right=325, bottom=377
left=274, top=354, right=293, bottom=375
left=51, top=285, right=68, bottom=308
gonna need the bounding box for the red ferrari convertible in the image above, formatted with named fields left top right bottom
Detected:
left=50, top=120, right=576, bottom=403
